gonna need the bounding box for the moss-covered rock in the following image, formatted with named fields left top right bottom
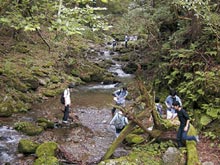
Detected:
left=34, top=156, right=59, bottom=165
left=18, top=139, right=39, bottom=154
left=131, top=127, right=145, bottom=134
left=12, top=100, right=31, bottom=113
left=8, top=78, right=29, bottom=93
left=43, top=89, right=57, bottom=97
left=15, top=42, right=30, bottom=53
left=32, top=67, right=48, bottom=77
left=0, top=101, right=13, bottom=117
left=112, top=53, right=131, bottom=62
left=20, top=76, right=40, bottom=91
left=186, top=124, right=200, bottom=165
left=125, top=133, right=145, bottom=144
left=123, top=62, right=138, bottom=74
left=14, top=122, right=44, bottom=136
left=50, top=75, right=60, bottom=83
left=36, top=117, right=54, bottom=129
left=35, top=142, right=58, bottom=157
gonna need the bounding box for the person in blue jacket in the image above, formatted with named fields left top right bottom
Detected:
left=111, top=87, right=128, bottom=117
left=165, top=90, right=182, bottom=119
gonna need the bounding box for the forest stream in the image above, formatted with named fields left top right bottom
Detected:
left=0, top=49, right=134, bottom=164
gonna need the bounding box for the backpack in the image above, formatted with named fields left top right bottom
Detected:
left=112, top=90, right=121, bottom=97
left=114, top=114, right=124, bottom=129
left=60, top=92, right=65, bottom=104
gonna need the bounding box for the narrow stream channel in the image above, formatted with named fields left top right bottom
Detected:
left=0, top=50, right=135, bottom=164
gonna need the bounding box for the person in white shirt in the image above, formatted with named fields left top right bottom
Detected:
left=62, top=83, right=74, bottom=123
left=165, top=90, right=182, bottom=119
left=111, top=87, right=128, bottom=116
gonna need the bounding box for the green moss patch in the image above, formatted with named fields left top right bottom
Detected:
left=34, top=156, right=59, bottom=165
left=14, top=122, right=44, bottom=136
left=35, top=142, right=58, bottom=157
left=18, top=139, right=39, bottom=154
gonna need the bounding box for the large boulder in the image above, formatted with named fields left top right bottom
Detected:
left=162, top=147, right=185, bottom=165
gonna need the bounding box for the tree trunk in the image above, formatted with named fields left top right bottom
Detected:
left=102, top=122, right=136, bottom=160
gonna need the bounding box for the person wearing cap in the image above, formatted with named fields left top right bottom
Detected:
left=165, top=90, right=182, bottom=119
left=62, top=83, right=74, bottom=124
left=172, top=101, right=199, bottom=148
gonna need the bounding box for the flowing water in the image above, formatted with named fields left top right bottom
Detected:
left=0, top=50, right=134, bottom=164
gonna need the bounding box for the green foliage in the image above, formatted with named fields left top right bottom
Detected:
left=133, top=140, right=175, bottom=155
left=155, top=24, right=220, bottom=128
left=0, top=0, right=109, bottom=36
left=173, top=0, right=220, bottom=49
left=201, top=103, right=220, bottom=119
left=204, top=131, right=217, bottom=140
left=199, top=114, right=212, bottom=126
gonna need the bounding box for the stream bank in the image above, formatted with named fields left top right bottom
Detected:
left=0, top=48, right=135, bottom=164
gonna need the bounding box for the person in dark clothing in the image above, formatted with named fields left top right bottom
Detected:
left=172, top=101, right=199, bottom=148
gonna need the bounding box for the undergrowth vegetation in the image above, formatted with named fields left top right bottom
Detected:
left=108, top=0, right=220, bottom=138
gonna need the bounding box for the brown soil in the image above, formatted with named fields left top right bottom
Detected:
left=197, top=135, right=220, bottom=165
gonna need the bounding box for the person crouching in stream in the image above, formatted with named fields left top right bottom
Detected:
left=110, top=111, right=128, bottom=138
